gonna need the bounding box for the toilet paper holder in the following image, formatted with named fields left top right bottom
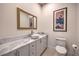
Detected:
left=72, top=44, right=78, bottom=50
left=72, top=44, right=78, bottom=56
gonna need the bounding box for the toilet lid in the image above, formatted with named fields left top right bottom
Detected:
left=56, top=46, right=67, bottom=54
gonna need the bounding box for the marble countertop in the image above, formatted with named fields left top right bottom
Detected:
left=0, top=34, right=46, bottom=56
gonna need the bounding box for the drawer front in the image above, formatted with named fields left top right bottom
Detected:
left=42, top=36, right=48, bottom=48
left=30, top=42, right=36, bottom=56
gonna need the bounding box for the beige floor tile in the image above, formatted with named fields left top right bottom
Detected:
left=42, top=48, right=57, bottom=56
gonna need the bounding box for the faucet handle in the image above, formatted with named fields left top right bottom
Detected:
left=31, top=30, right=34, bottom=35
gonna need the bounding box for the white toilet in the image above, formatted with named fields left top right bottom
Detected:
left=55, top=38, right=67, bottom=56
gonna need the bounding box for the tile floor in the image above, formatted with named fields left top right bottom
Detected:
left=42, top=48, right=57, bottom=56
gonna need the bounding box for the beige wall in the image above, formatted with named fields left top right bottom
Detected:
left=77, top=4, right=79, bottom=39
left=0, top=3, right=41, bottom=37
left=77, top=4, right=79, bottom=52
left=0, top=5, right=2, bottom=34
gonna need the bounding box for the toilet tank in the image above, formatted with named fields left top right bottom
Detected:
left=56, top=38, right=66, bottom=47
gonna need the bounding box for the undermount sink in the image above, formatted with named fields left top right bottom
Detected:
left=38, top=32, right=45, bottom=35
left=31, top=34, right=40, bottom=39
left=31, top=36, right=39, bottom=39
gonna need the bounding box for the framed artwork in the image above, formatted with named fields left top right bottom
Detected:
left=53, top=7, right=67, bottom=32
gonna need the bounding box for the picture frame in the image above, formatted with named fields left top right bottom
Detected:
left=53, top=7, right=67, bottom=32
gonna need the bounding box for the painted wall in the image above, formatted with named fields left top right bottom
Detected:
left=38, top=3, right=77, bottom=55
left=77, top=4, right=79, bottom=41
left=0, top=4, right=3, bottom=37
left=76, top=4, right=79, bottom=55
left=0, top=3, right=41, bottom=38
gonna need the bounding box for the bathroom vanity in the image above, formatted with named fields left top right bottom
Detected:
left=0, top=33, right=48, bottom=56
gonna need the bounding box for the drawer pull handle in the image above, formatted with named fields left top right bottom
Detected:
left=32, top=45, right=34, bottom=47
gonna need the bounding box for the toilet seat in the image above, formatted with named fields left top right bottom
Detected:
left=56, top=46, right=67, bottom=54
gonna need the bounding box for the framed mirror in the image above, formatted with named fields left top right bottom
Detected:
left=17, top=7, right=37, bottom=29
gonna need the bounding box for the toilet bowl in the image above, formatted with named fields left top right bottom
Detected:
left=55, top=45, right=67, bottom=56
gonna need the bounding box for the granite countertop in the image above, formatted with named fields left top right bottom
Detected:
left=0, top=34, right=47, bottom=56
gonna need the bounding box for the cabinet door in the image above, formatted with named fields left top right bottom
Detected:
left=17, top=45, right=29, bottom=56
left=40, top=36, right=48, bottom=54
left=36, top=38, right=46, bottom=56
left=30, top=42, right=36, bottom=56
left=42, top=37, right=47, bottom=49
left=42, top=36, right=48, bottom=49
left=2, top=50, right=17, bottom=56
left=36, top=39, right=41, bottom=56
left=37, top=39, right=45, bottom=56
left=40, top=39, right=44, bottom=54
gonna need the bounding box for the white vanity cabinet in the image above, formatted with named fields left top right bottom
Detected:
left=36, top=35, right=48, bottom=56
left=17, top=44, right=29, bottom=56
left=2, top=45, right=29, bottom=56
left=29, top=41, right=36, bottom=56
left=2, top=50, right=17, bottom=56
left=1, top=34, right=48, bottom=56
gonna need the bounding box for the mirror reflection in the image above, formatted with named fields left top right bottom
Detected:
left=17, top=7, right=37, bottom=29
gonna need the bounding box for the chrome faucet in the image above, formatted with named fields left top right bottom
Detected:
left=31, top=29, right=34, bottom=35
